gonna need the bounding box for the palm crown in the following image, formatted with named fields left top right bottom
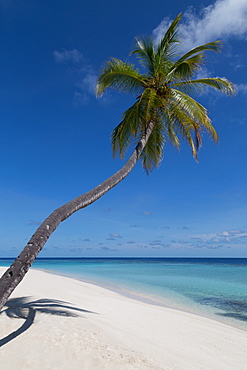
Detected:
left=96, top=14, right=235, bottom=173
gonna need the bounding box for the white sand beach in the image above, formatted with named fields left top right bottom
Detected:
left=0, top=266, right=246, bottom=370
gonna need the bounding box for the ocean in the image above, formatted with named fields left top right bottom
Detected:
left=1, top=257, right=247, bottom=330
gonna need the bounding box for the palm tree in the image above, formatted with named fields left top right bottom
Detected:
left=0, top=14, right=235, bottom=311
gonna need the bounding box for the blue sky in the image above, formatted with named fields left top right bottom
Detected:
left=0, top=0, right=247, bottom=258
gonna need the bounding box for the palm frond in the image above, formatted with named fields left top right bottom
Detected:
left=153, top=14, right=181, bottom=77
left=177, top=41, right=222, bottom=62
left=167, top=121, right=180, bottom=149
left=96, top=58, right=144, bottom=96
left=170, top=89, right=218, bottom=139
left=131, top=37, right=155, bottom=75
left=170, top=104, right=204, bottom=155
left=111, top=88, right=162, bottom=158
left=173, top=77, right=236, bottom=95
left=169, top=53, right=204, bottom=79
left=138, top=88, right=162, bottom=128
left=167, top=41, right=222, bottom=80
left=111, top=101, right=141, bottom=158
left=156, top=13, right=181, bottom=58
left=140, top=118, right=166, bottom=173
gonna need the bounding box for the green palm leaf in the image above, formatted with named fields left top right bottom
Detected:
left=167, top=41, right=222, bottom=80
left=131, top=37, right=155, bottom=75
left=174, top=41, right=222, bottom=65
left=170, top=54, right=204, bottom=79
left=140, top=118, right=165, bottom=172
left=170, top=89, right=211, bottom=126
left=156, top=13, right=181, bottom=59
left=112, top=88, right=163, bottom=159
left=173, top=78, right=235, bottom=95
left=96, top=58, right=144, bottom=96
left=111, top=100, right=141, bottom=158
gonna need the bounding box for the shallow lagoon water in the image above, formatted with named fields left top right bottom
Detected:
left=1, top=257, right=247, bottom=330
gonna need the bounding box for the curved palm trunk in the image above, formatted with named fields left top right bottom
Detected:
left=0, top=122, right=154, bottom=311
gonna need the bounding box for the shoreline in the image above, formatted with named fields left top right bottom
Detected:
left=0, top=266, right=247, bottom=369
left=33, top=265, right=247, bottom=332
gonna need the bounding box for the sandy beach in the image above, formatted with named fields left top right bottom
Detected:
left=0, top=266, right=246, bottom=369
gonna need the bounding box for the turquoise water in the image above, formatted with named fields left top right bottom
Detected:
left=1, top=258, right=247, bottom=330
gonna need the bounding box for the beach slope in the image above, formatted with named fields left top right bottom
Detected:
left=0, top=267, right=246, bottom=369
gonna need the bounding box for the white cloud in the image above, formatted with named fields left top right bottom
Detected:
left=77, top=71, right=97, bottom=96
left=53, top=49, right=84, bottom=64
left=237, top=84, right=247, bottom=95
left=178, top=228, right=247, bottom=251
left=211, top=237, right=220, bottom=243
left=217, top=231, right=231, bottom=237
left=100, top=246, right=119, bottom=252
left=153, top=0, right=247, bottom=51
left=109, top=233, right=122, bottom=238
left=54, top=48, right=97, bottom=105
left=73, top=91, right=89, bottom=106
left=217, top=229, right=246, bottom=238
left=206, top=244, right=223, bottom=249
left=228, top=229, right=245, bottom=235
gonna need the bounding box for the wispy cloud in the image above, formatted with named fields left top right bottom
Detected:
left=73, top=92, right=89, bottom=106
left=27, top=220, right=41, bottom=226
left=109, top=233, right=122, bottom=238
left=190, top=229, right=246, bottom=249
left=53, top=49, right=84, bottom=64
left=217, top=231, right=231, bottom=237
left=77, top=71, right=97, bottom=95
left=206, top=244, right=224, bottom=250
left=100, top=246, right=119, bottom=252
left=69, top=247, right=84, bottom=253
left=53, top=48, right=97, bottom=105
left=237, top=84, right=247, bottom=95
left=217, top=229, right=245, bottom=238
left=149, top=241, right=172, bottom=248
left=153, top=0, right=247, bottom=51
left=178, top=239, right=189, bottom=245
left=74, top=68, right=98, bottom=105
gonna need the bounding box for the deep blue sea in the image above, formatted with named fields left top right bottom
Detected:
left=1, top=257, right=247, bottom=330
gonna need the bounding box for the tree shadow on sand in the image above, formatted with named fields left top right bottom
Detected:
left=0, top=296, right=97, bottom=347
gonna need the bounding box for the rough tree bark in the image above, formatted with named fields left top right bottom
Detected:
left=0, top=123, right=154, bottom=311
